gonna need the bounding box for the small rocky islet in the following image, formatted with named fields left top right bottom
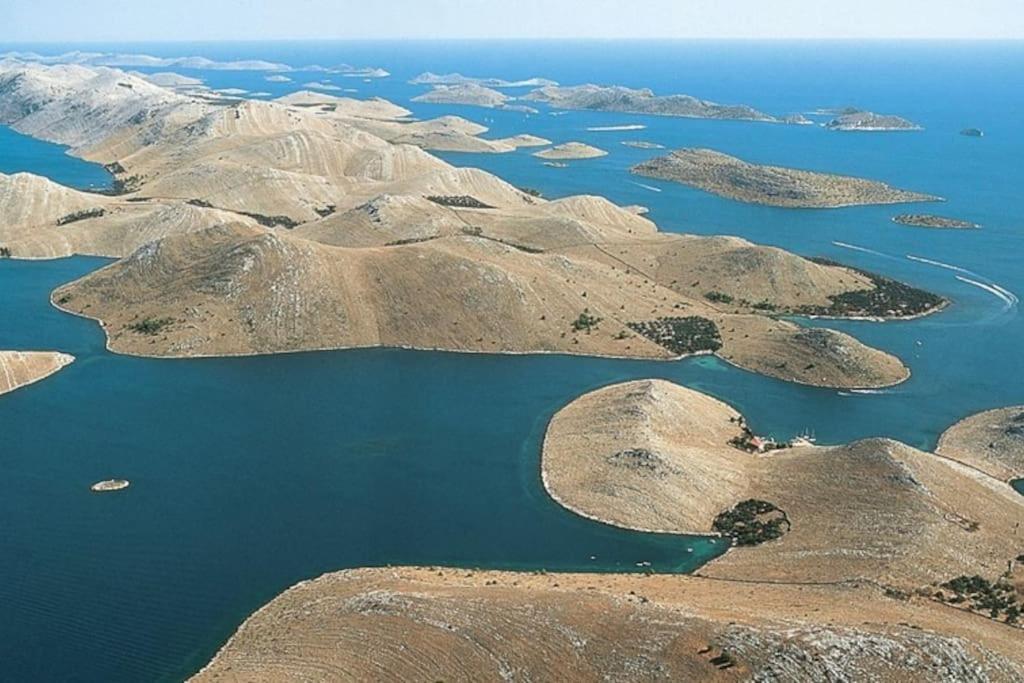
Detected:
left=532, top=142, right=607, bottom=159
left=820, top=107, right=922, bottom=131
left=893, top=213, right=980, bottom=229
left=90, top=479, right=130, bottom=492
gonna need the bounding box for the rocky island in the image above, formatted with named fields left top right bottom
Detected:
left=824, top=108, right=923, bottom=132
left=523, top=84, right=779, bottom=122
left=532, top=142, right=607, bottom=159
left=621, top=140, right=664, bottom=149
left=631, top=148, right=941, bottom=208
left=0, top=351, right=75, bottom=396
left=412, top=83, right=539, bottom=113
left=893, top=213, right=980, bottom=229
left=90, top=479, right=130, bottom=492
left=410, top=72, right=557, bottom=88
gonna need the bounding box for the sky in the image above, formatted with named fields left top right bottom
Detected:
left=2, top=0, right=1023, bottom=43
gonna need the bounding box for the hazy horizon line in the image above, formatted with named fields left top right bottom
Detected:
left=4, top=36, right=1024, bottom=45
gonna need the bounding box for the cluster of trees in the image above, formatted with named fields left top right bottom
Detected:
left=939, top=575, right=1020, bottom=624
left=627, top=316, right=722, bottom=355
left=56, top=208, right=106, bottom=226
left=237, top=211, right=299, bottom=229
left=426, top=195, right=495, bottom=209
left=803, top=258, right=946, bottom=318
left=712, top=499, right=790, bottom=546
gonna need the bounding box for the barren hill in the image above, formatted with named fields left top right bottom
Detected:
left=543, top=380, right=1024, bottom=588
left=191, top=567, right=1024, bottom=682
left=54, top=221, right=917, bottom=389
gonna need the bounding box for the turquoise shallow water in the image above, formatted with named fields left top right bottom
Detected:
left=1, top=40, right=1023, bottom=681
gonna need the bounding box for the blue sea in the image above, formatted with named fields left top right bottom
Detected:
left=1, top=40, right=1023, bottom=681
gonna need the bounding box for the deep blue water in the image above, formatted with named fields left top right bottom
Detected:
left=1, top=40, right=1023, bottom=681
left=0, top=125, right=112, bottom=189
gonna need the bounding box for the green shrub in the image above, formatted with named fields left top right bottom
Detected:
left=128, top=317, right=174, bottom=336
left=571, top=309, right=602, bottom=333
left=704, top=290, right=734, bottom=304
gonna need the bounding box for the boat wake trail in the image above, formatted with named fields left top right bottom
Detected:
left=906, top=254, right=981, bottom=278
left=955, top=275, right=1019, bottom=309
left=832, top=241, right=890, bottom=258
left=907, top=253, right=1018, bottom=313
left=630, top=181, right=662, bottom=193
left=838, top=388, right=894, bottom=397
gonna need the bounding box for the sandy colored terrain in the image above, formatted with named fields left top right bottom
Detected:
left=937, top=406, right=1024, bottom=481
left=0, top=351, right=74, bottom=396
left=632, top=148, right=940, bottom=208
left=0, top=174, right=260, bottom=259
left=533, top=142, right=607, bottom=159
left=191, top=567, right=1024, bottom=682
left=495, top=133, right=551, bottom=147
left=53, top=221, right=915, bottom=388
left=2, top=61, right=940, bottom=388
left=543, top=380, right=1024, bottom=588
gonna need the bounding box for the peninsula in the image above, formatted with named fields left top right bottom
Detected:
left=893, top=214, right=980, bottom=229
left=631, top=148, right=941, bottom=208
left=522, top=84, right=779, bottom=122
left=532, top=142, right=607, bottom=159
left=541, top=379, right=1024, bottom=597
left=0, top=351, right=74, bottom=396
